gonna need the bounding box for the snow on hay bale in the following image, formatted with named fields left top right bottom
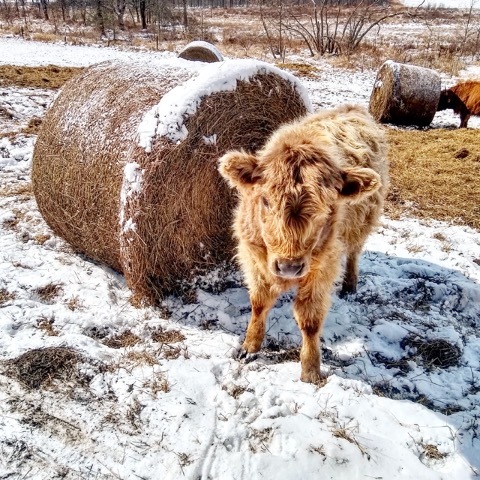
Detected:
left=369, top=60, right=441, bottom=127
left=178, top=41, right=224, bottom=63
left=32, top=59, right=311, bottom=304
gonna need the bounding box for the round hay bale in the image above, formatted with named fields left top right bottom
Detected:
left=32, top=59, right=310, bottom=305
left=369, top=60, right=441, bottom=127
left=178, top=41, right=224, bottom=63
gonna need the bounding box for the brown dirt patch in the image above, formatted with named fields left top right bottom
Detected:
left=0, top=65, right=84, bottom=89
left=386, top=128, right=480, bottom=230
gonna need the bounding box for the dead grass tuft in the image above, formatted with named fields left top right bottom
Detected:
left=332, top=424, right=370, bottom=459
left=248, top=427, right=273, bottom=453
left=387, top=128, right=480, bottom=230
left=123, top=350, right=158, bottom=366
left=34, top=233, right=51, bottom=245
left=264, top=341, right=300, bottom=363
left=421, top=443, right=447, bottom=460
left=4, top=346, right=84, bottom=389
left=0, top=287, right=16, bottom=305
left=160, top=344, right=184, bottom=360
left=103, top=330, right=141, bottom=349
left=223, top=383, right=252, bottom=399
left=145, top=376, right=171, bottom=394
left=65, top=295, right=82, bottom=311
left=34, top=282, right=63, bottom=303
left=151, top=328, right=186, bottom=344
left=309, top=445, right=326, bottom=457
left=36, top=316, right=58, bottom=336
left=0, top=65, right=84, bottom=89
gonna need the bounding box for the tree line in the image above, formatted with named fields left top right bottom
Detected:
left=1, top=0, right=391, bottom=35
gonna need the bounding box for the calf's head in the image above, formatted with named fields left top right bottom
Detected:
left=219, top=139, right=381, bottom=280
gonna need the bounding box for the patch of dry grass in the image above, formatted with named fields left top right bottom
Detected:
left=0, top=65, right=84, bottom=89
left=278, top=62, right=321, bottom=78
left=4, top=347, right=84, bottom=389
left=34, top=282, right=63, bottom=303
left=0, top=184, right=33, bottom=198
left=36, top=316, right=59, bottom=336
left=421, top=443, right=447, bottom=460
left=387, top=128, right=480, bottom=230
left=151, top=328, right=186, bottom=344
left=34, top=233, right=51, bottom=245
left=103, top=330, right=141, bottom=349
left=0, top=287, right=16, bottom=305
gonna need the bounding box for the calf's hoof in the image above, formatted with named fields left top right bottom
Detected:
left=242, top=338, right=262, bottom=354
left=237, top=348, right=259, bottom=363
left=300, top=368, right=326, bottom=385
left=339, top=281, right=357, bottom=298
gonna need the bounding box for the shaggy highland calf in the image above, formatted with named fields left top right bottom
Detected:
left=219, top=104, right=388, bottom=383
left=438, top=81, right=480, bottom=128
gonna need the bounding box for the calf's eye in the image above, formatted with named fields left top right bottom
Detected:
left=262, top=197, right=270, bottom=210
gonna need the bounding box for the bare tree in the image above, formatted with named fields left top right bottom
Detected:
left=275, top=0, right=406, bottom=57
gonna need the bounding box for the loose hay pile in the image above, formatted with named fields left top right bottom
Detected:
left=178, top=41, right=224, bottom=63
left=4, top=347, right=85, bottom=389
left=32, top=59, right=310, bottom=304
left=369, top=61, right=441, bottom=127
left=387, top=128, right=480, bottom=229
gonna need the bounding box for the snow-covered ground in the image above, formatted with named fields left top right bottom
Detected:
left=0, top=37, right=479, bottom=479
left=402, top=0, right=479, bottom=8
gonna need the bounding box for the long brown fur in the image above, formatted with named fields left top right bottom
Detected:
left=219, top=104, right=389, bottom=383
left=438, top=81, right=480, bottom=128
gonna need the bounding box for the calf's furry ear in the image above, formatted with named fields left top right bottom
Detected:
left=339, top=167, right=381, bottom=203
left=218, top=150, right=262, bottom=189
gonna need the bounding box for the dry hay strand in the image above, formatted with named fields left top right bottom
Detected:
left=4, top=347, right=85, bottom=389
left=386, top=128, right=480, bottom=229
left=0, top=65, right=84, bottom=89
left=369, top=61, right=441, bottom=127
left=32, top=59, right=309, bottom=304
left=178, top=41, right=224, bottom=63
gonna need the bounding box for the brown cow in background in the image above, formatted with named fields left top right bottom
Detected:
left=219, top=105, right=389, bottom=383
left=437, top=81, right=480, bottom=127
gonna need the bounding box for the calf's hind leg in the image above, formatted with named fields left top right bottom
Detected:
left=340, top=248, right=361, bottom=297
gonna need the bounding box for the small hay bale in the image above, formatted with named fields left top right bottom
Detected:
left=369, top=60, right=441, bottom=127
left=178, top=41, right=224, bottom=63
left=32, top=59, right=310, bottom=305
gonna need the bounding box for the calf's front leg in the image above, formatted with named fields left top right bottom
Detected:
left=242, top=283, right=278, bottom=354
left=294, top=281, right=332, bottom=383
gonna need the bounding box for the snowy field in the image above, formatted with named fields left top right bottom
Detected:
left=1, top=36, right=480, bottom=479
left=402, top=0, right=479, bottom=8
